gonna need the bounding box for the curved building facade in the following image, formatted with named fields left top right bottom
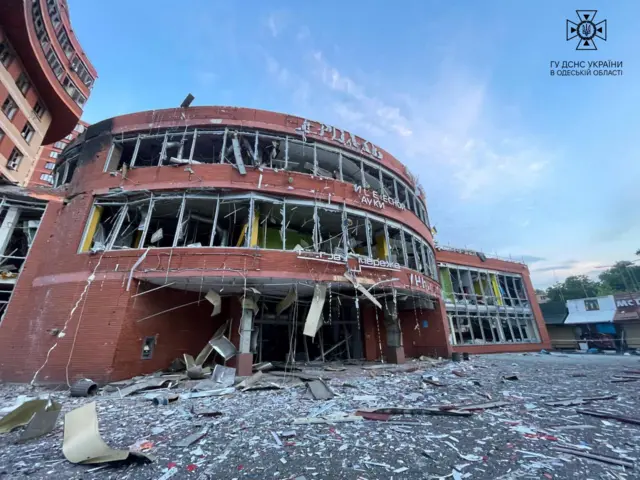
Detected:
left=0, top=107, right=451, bottom=383
left=0, top=106, right=550, bottom=384
left=0, top=0, right=96, bottom=185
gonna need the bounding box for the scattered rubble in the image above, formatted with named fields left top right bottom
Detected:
left=1, top=353, right=640, bottom=478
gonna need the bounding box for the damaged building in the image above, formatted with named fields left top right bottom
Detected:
left=0, top=107, right=550, bottom=384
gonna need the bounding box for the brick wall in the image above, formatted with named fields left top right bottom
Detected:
left=110, top=286, right=226, bottom=380
left=401, top=300, right=452, bottom=359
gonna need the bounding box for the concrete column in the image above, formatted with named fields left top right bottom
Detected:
left=0, top=207, right=20, bottom=256
left=236, top=294, right=258, bottom=376
left=383, top=299, right=405, bottom=364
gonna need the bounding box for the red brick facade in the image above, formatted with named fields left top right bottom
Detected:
left=0, top=107, right=548, bottom=384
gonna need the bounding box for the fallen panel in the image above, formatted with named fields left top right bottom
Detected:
left=210, top=335, right=237, bottom=361
left=303, top=284, right=327, bottom=338
left=545, top=395, right=616, bottom=407
left=205, top=290, right=222, bottom=317
left=0, top=399, right=48, bottom=433
left=236, top=371, right=263, bottom=390
left=181, top=388, right=235, bottom=399
left=343, top=272, right=382, bottom=309
left=277, top=290, right=297, bottom=315
left=293, top=415, right=363, bottom=425
left=369, top=407, right=472, bottom=417
left=112, top=377, right=177, bottom=398
left=63, top=402, right=153, bottom=464
left=173, top=428, right=209, bottom=447
left=231, top=137, right=247, bottom=175
left=455, top=401, right=510, bottom=411
left=577, top=408, right=640, bottom=426
left=18, top=400, right=62, bottom=442
left=552, top=446, right=634, bottom=468
left=355, top=411, right=391, bottom=421
left=304, top=379, right=335, bottom=400
left=212, top=365, right=236, bottom=387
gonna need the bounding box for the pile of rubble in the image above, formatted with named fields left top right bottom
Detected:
left=1, top=353, right=640, bottom=479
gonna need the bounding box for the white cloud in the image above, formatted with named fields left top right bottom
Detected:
left=265, top=55, right=290, bottom=85
left=303, top=51, right=554, bottom=202
left=265, top=12, right=287, bottom=38
left=530, top=260, right=604, bottom=288
left=264, top=53, right=310, bottom=108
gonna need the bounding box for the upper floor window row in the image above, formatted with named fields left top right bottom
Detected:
left=439, top=265, right=530, bottom=309
left=102, top=128, right=431, bottom=228
left=78, top=191, right=438, bottom=280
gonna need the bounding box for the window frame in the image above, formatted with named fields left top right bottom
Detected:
left=7, top=147, right=24, bottom=170
left=2, top=95, right=18, bottom=121
left=21, top=122, right=35, bottom=144
left=16, top=73, right=31, bottom=96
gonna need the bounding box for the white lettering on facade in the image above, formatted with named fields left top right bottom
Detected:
left=354, top=184, right=405, bottom=211
left=299, top=251, right=401, bottom=270
left=410, top=273, right=440, bottom=296
left=296, top=119, right=384, bottom=160
left=616, top=298, right=640, bottom=308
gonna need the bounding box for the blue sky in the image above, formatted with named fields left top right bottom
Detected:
left=69, top=1, right=640, bottom=288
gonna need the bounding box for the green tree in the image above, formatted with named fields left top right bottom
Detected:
left=545, top=275, right=602, bottom=302
left=598, top=261, right=640, bottom=293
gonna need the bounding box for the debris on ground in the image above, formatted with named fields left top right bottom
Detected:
left=1, top=354, right=640, bottom=478
left=62, top=402, right=154, bottom=464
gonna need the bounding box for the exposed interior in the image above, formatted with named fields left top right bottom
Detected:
left=61, top=127, right=430, bottom=228
left=440, top=264, right=540, bottom=345
left=81, top=191, right=438, bottom=281
left=0, top=195, right=46, bottom=320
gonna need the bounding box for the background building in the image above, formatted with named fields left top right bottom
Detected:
left=29, top=119, right=87, bottom=186
left=0, top=0, right=96, bottom=186
left=542, top=293, right=640, bottom=352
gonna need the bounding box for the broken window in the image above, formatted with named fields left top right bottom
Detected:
left=0, top=203, right=43, bottom=275
left=80, top=199, right=152, bottom=252
left=190, top=131, right=226, bottom=164
left=498, top=275, right=525, bottom=307
left=141, top=197, right=184, bottom=248
left=414, top=240, right=427, bottom=275
left=254, top=198, right=284, bottom=249
left=448, top=310, right=536, bottom=345
left=386, top=224, right=404, bottom=266
left=341, top=154, right=362, bottom=185
left=381, top=171, right=396, bottom=199
left=315, top=207, right=344, bottom=254
left=424, top=243, right=437, bottom=279
left=345, top=213, right=368, bottom=256
left=255, top=132, right=286, bottom=169
left=315, top=147, right=340, bottom=179
left=368, top=217, right=387, bottom=260
left=500, top=314, right=515, bottom=342
left=397, top=183, right=408, bottom=209
left=282, top=137, right=315, bottom=175
left=403, top=232, right=418, bottom=271
left=362, top=162, right=381, bottom=191
left=217, top=198, right=251, bottom=247
left=175, top=197, right=218, bottom=247
left=283, top=203, right=315, bottom=251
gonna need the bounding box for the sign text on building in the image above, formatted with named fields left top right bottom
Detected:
left=353, top=184, right=405, bottom=211
left=295, top=119, right=384, bottom=160
left=410, top=273, right=440, bottom=296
